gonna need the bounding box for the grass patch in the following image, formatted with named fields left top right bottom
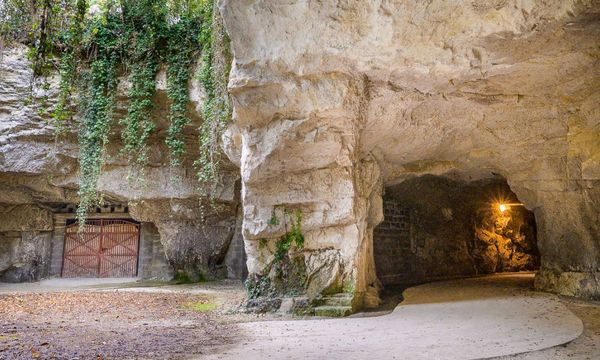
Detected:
left=185, top=300, right=217, bottom=313
left=174, top=270, right=208, bottom=284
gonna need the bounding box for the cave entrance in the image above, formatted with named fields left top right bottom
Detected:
left=373, top=175, right=540, bottom=289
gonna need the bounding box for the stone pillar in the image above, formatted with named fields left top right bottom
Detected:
left=533, top=189, right=600, bottom=299
left=222, top=58, right=384, bottom=306
left=0, top=205, right=53, bottom=282
left=130, top=198, right=238, bottom=281
left=510, top=160, right=600, bottom=300
left=49, top=216, right=66, bottom=276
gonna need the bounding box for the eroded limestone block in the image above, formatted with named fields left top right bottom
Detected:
left=0, top=205, right=53, bottom=232
left=220, top=0, right=599, bottom=306
left=130, top=198, right=239, bottom=280
left=0, top=231, right=52, bottom=282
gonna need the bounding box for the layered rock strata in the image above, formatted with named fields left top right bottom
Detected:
left=220, top=0, right=600, bottom=305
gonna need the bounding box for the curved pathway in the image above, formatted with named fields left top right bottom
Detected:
left=206, top=274, right=583, bottom=360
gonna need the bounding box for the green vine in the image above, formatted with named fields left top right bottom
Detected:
left=1, top=0, right=230, bottom=227
left=76, top=10, right=122, bottom=227
left=50, top=0, right=86, bottom=135
left=273, top=210, right=305, bottom=266
left=165, top=16, right=200, bottom=168
left=245, top=210, right=307, bottom=298
left=195, top=0, right=231, bottom=195
left=119, top=0, right=164, bottom=178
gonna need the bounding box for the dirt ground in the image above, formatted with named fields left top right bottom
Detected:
left=0, top=277, right=598, bottom=359
left=0, top=283, right=246, bottom=360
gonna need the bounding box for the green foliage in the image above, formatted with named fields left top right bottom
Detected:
left=174, top=269, right=207, bottom=283
left=245, top=274, right=272, bottom=299
left=119, top=0, right=164, bottom=176
left=51, top=0, right=87, bottom=135
left=76, top=10, right=122, bottom=227
left=2, top=0, right=230, bottom=227
left=273, top=210, right=305, bottom=265
left=0, top=0, right=78, bottom=76
left=165, top=17, right=200, bottom=167
left=247, top=210, right=307, bottom=299
left=195, top=0, right=231, bottom=195
left=268, top=209, right=280, bottom=226
left=186, top=300, right=216, bottom=312
left=174, top=270, right=192, bottom=284
left=0, top=0, right=33, bottom=43
left=271, top=210, right=306, bottom=296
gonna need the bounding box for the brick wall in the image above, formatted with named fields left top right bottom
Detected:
left=138, top=222, right=173, bottom=280
left=373, top=201, right=415, bottom=285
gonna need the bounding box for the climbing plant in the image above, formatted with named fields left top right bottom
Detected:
left=195, top=0, right=232, bottom=196
left=245, top=210, right=307, bottom=298
left=273, top=210, right=305, bottom=266
left=165, top=16, right=200, bottom=168
left=1, top=0, right=231, bottom=226
left=51, top=0, right=87, bottom=135
left=75, top=9, right=123, bottom=227
left=118, top=0, right=163, bottom=178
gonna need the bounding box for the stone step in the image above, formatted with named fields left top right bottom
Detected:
left=314, top=305, right=352, bottom=317
left=320, top=294, right=353, bottom=307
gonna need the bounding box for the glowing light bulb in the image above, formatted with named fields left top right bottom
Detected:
left=499, top=204, right=507, bottom=213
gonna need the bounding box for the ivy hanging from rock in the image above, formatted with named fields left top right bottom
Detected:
left=51, top=0, right=86, bottom=136
left=119, top=0, right=163, bottom=179
left=195, top=0, right=232, bottom=196
left=76, top=13, right=122, bottom=226
left=1, top=0, right=232, bottom=226
left=165, top=15, right=201, bottom=168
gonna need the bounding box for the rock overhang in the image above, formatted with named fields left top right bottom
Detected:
left=220, top=0, right=600, bottom=308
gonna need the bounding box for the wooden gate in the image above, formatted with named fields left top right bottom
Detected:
left=62, top=219, right=140, bottom=278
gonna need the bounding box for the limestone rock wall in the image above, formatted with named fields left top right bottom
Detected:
left=0, top=44, right=244, bottom=281
left=0, top=205, right=53, bottom=282
left=220, top=0, right=600, bottom=303
left=129, top=198, right=240, bottom=280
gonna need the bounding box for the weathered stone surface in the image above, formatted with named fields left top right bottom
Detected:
left=0, top=231, right=52, bottom=282
left=220, top=0, right=600, bottom=305
left=0, top=44, right=243, bottom=281
left=129, top=198, right=239, bottom=280
left=0, top=204, right=54, bottom=280
left=0, top=204, right=53, bottom=232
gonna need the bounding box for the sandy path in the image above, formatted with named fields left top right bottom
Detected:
left=204, top=274, right=584, bottom=360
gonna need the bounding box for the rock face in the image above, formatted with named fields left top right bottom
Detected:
left=220, top=0, right=599, bottom=304
left=0, top=44, right=244, bottom=282
left=0, top=205, right=53, bottom=281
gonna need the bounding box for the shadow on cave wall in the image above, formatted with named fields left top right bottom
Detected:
left=374, top=175, right=540, bottom=287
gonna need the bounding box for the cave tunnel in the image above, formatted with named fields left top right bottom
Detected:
left=373, top=174, right=540, bottom=291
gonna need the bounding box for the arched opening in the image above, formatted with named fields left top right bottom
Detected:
left=373, top=174, right=540, bottom=302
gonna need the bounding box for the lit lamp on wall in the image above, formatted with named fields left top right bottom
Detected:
left=497, top=203, right=524, bottom=213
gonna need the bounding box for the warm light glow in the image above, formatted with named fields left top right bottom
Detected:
left=497, top=202, right=524, bottom=213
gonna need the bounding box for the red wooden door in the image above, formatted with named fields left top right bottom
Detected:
left=62, top=219, right=140, bottom=278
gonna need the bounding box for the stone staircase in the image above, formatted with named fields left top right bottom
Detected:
left=313, top=293, right=353, bottom=317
